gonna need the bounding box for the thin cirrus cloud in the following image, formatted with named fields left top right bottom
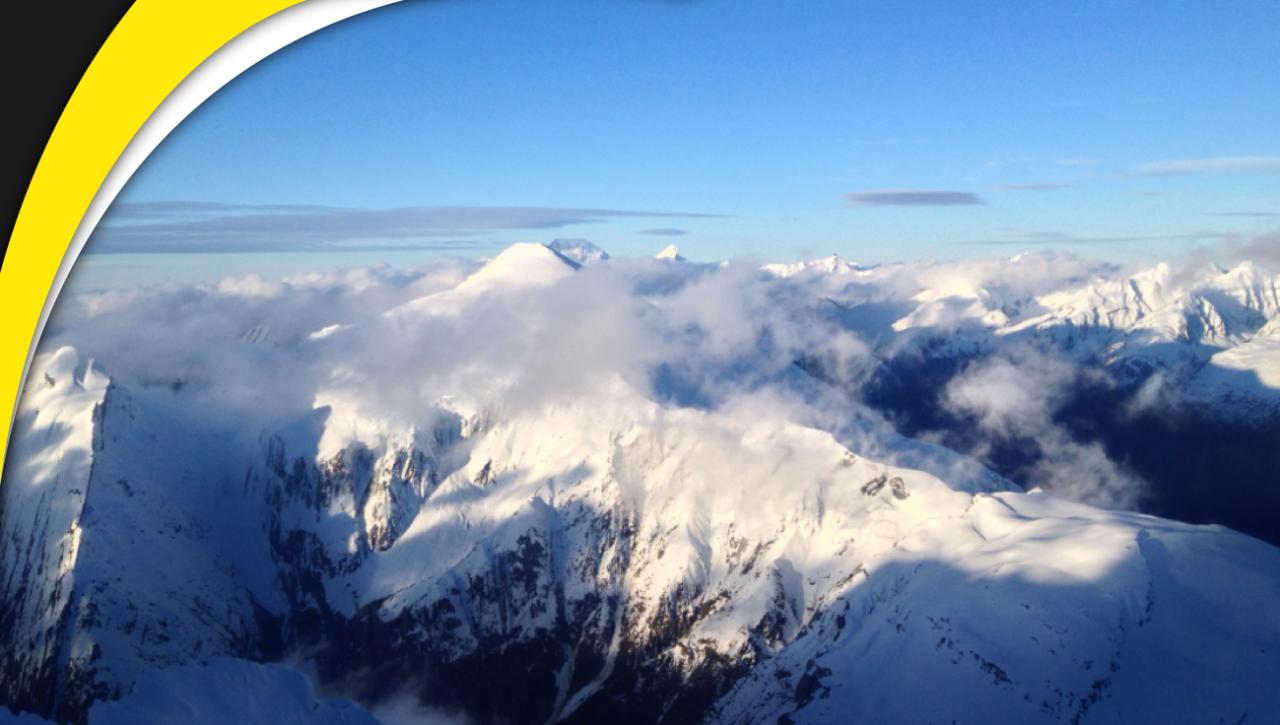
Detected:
left=997, top=183, right=1067, bottom=191
left=846, top=189, right=982, bottom=206
left=640, top=228, right=687, bottom=236
left=89, top=201, right=720, bottom=253
left=1134, top=156, right=1280, bottom=176
left=955, top=230, right=1229, bottom=246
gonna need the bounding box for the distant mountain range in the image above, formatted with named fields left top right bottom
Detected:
left=3, top=244, right=1278, bottom=724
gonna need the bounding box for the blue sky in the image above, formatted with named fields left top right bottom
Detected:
left=96, top=0, right=1280, bottom=265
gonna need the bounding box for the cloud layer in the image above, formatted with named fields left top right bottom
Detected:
left=89, top=202, right=718, bottom=253
left=36, top=245, right=1221, bottom=511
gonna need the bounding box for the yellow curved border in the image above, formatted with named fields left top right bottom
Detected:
left=0, top=0, right=304, bottom=473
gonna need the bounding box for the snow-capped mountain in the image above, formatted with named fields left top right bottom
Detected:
left=3, top=244, right=1279, bottom=723
left=1185, top=317, right=1280, bottom=414
left=0, top=349, right=282, bottom=722
left=765, top=252, right=1280, bottom=416
left=1003, top=260, right=1280, bottom=385
left=760, top=254, right=860, bottom=278
left=548, top=239, right=610, bottom=266
left=655, top=244, right=686, bottom=261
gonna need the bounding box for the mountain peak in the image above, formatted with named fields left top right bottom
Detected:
left=655, top=244, right=685, bottom=261
left=458, top=243, right=579, bottom=291
left=547, top=239, right=609, bottom=265
left=387, top=243, right=579, bottom=318
left=761, top=253, right=859, bottom=278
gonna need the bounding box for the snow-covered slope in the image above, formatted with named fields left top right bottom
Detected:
left=87, top=658, right=377, bottom=725
left=714, top=493, right=1280, bottom=724
left=7, top=347, right=1279, bottom=724
left=1183, top=318, right=1280, bottom=419
left=0, top=349, right=278, bottom=721
left=458, top=242, right=581, bottom=292
left=1002, top=260, right=1280, bottom=378
left=549, top=239, right=610, bottom=265
left=3, top=245, right=1279, bottom=723
left=388, top=242, right=578, bottom=318
left=769, top=252, right=1280, bottom=417
left=1, top=348, right=107, bottom=719
left=761, top=254, right=860, bottom=278
left=655, top=244, right=686, bottom=261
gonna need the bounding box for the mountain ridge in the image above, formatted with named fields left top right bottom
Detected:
left=4, top=245, right=1280, bottom=723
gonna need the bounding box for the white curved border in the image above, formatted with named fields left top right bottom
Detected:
left=18, top=0, right=399, bottom=419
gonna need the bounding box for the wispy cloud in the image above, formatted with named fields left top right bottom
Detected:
left=1198, top=229, right=1280, bottom=273
left=997, top=183, right=1067, bottom=191
left=1055, top=157, right=1101, bottom=167
left=1134, top=156, right=1280, bottom=176
left=1235, top=229, right=1280, bottom=270
left=956, top=230, right=1229, bottom=246
left=846, top=190, right=982, bottom=206
left=944, top=349, right=1144, bottom=509
left=108, top=201, right=330, bottom=217
left=90, top=202, right=719, bottom=253
left=640, top=228, right=688, bottom=236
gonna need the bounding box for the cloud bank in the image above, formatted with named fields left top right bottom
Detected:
left=89, top=202, right=719, bottom=253
left=36, top=245, right=1217, bottom=511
